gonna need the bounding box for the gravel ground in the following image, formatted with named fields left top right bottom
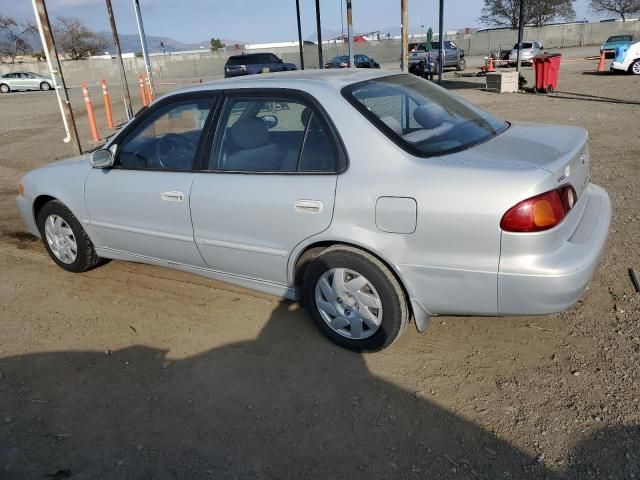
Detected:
left=0, top=56, right=639, bottom=480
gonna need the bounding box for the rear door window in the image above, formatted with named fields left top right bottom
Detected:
left=210, top=96, right=337, bottom=173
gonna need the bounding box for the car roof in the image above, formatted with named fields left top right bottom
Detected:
left=170, top=69, right=398, bottom=96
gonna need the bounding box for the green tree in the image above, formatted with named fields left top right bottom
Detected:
left=589, top=0, right=640, bottom=21
left=479, top=0, right=576, bottom=27
left=210, top=38, right=225, bottom=52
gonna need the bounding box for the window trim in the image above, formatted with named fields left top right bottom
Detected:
left=198, top=88, right=348, bottom=175
left=341, top=74, right=509, bottom=159
left=108, top=91, right=220, bottom=173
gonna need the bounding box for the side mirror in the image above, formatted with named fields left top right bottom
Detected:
left=91, top=149, right=114, bottom=169
left=261, top=115, right=278, bottom=129
left=278, top=58, right=283, bottom=64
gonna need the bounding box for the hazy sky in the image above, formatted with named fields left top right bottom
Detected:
left=4, top=0, right=594, bottom=44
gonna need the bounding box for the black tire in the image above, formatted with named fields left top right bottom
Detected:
left=0, top=84, right=9, bottom=93
left=630, top=59, right=640, bottom=75
left=303, top=245, right=409, bottom=352
left=40, top=82, right=51, bottom=91
left=36, top=200, right=101, bottom=273
left=456, top=58, right=466, bottom=71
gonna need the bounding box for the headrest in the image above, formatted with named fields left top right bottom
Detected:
left=413, top=103, right=446, bottom=129
left=230, top=117, right=269, bottom=149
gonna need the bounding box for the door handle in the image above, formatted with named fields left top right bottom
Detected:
left=161, top=191, right=185, bottom=203
left=294, top=199, right=323, bottom=213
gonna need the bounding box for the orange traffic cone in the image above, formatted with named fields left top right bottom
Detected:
left=596, top=50, right=606, bottom=72
left=488, top=56, right=495, bottom=72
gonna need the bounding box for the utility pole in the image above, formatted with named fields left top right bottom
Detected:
left=295, top=0, right=304, bottom=70
left=32, top=0, right=82, bottom=155
left=105, top=0, right=133, bottom=120
left=438, top=0, right=444, bottom=83
left=315, top=0, right=324, bottom=68
left=400, top=0, right=408, bottom=71
left=346, top=0, right=354, bottom=68
left=516, top=0, right=526, bottom=73
left=133, top=0, right=155, bottom=97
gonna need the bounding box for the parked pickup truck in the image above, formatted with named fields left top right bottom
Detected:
left=408, top=40, right=466, bottom=71
left=224, top=53, right=297, bottom=78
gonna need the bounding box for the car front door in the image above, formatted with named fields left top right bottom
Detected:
left=190, top=92, right=341, bottom=285
left=85, top=93, right=217, bottom=266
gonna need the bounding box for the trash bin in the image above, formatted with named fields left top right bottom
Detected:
left=532, top=53, right=561, bottom=93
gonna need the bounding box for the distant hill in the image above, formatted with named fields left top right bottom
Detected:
left=98, top=33, right=244, bottom=54
left=0, top=30, right=242, bottom=56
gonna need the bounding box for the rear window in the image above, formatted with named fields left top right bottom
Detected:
left=514, top=42, right=533, bottom=49
left=342, top=74, right=508, bottom=157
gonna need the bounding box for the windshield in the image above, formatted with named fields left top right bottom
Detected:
left=513, top=42, right=533, bottom=49
left=342, top=74, right=508, bottom=157
left=606, top=35, right=632, bottom=42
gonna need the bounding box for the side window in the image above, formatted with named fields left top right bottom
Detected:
left=210, top=96, right=337, bottom=173
left=117, top=97, right=214, bottom=170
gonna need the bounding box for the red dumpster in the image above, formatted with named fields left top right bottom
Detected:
left=532, top=53, right=561, bottom=93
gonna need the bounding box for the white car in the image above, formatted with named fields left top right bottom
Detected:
left=611, top=40, right=640, bottom=75
left=509, top=40, right=543, bottom=66
left=0, top=71, right=54, bottom=93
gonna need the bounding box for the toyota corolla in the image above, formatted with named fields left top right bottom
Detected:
left=16, top=70, right=611, bottom=351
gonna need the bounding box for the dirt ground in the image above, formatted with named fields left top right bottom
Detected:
left=1, top=56, right=639, bottom=480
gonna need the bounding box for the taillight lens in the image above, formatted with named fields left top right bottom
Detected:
left=500, top=186, right=577, bottom=232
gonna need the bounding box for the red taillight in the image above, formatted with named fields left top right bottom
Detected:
left=500, top=186, right=577, bottom=233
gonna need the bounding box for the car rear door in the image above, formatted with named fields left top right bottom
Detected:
left=189, top=90, right=342, bottom=285
left=85, top=92, right=218, bottom=266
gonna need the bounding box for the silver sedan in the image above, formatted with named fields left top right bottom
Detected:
left=0, top=71, right=54, bottom=93
left=16, top=70, right=611, bottom=351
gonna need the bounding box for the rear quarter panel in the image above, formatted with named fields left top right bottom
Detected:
left=287, top=86, right=549, bottom=316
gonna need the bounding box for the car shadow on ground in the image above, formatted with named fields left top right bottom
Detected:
left=1, top=301, right=638, bottom=479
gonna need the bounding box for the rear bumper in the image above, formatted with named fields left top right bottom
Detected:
left=497, top=183, right=611, bottom=315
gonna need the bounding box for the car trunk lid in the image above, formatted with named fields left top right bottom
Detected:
left=467, top=122, right=591, bottom=200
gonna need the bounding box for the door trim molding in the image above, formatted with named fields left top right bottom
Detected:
left=195, top=237, right=289, bottom=257
left=89, top=220, right=194, bottom=243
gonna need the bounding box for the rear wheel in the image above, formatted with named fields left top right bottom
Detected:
left=40, top=82, right=51, bottom=91
left=630, top=60, right=640, bottom=75
left=0, top=84, right=9, bottom=93
left=36, top=200, right=101, bottom=273
left=303, top=246, right=409, bottom=351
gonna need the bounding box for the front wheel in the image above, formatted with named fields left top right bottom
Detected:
left=303, top=246, right=409, bottom=351
left=37, top=200, right=102, bottom=273
left=40, top=82, right=51, bottom=91
left=630, top=60, right=640, bottom=75
left=456, top=58, right=466, bottom=71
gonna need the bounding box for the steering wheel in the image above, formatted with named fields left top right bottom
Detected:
left=155, top=133, right=194, bottom=169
